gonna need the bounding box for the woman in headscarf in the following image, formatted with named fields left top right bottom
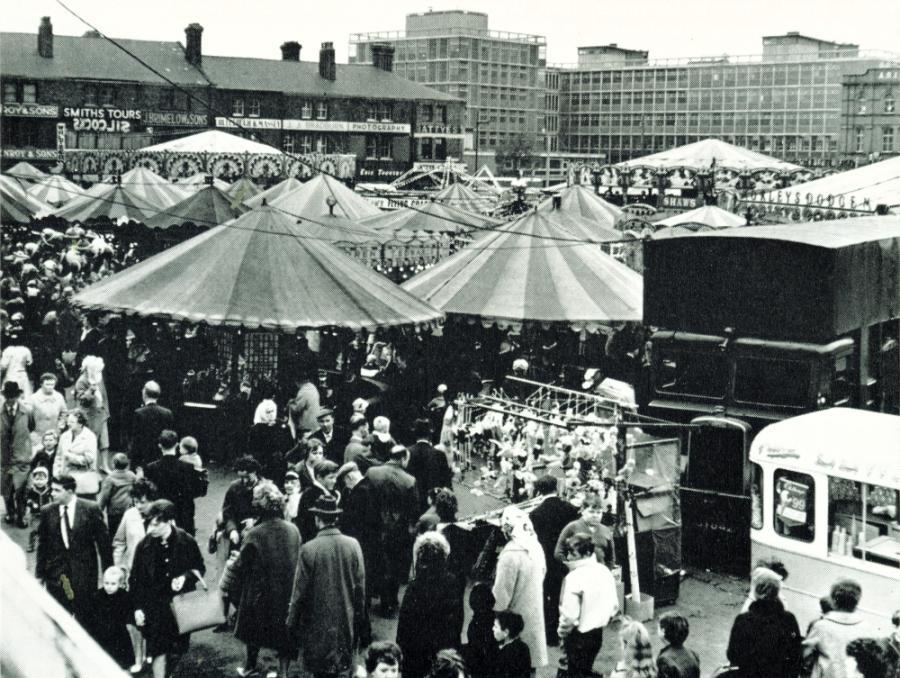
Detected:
left=492, top=506, right=548, bottom=671
left=247, top=399, right=292, bottom=489
left=73, top=355, right=110, bottom=472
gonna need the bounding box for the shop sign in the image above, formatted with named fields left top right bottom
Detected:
left=748, top=190, right=872, bottom=211
left=1, top=102, right=59, bottom=117
left=775, top=477, right=810, bottom=526
left=63, top=107, right=141, bottom=133
left=216, top=117, right=410, bottom=134
left=56, top=123, right=66, bottom=160
left=413, top=161, right=467, bottom=173
left=414, top=123, right=464, bottom=139
left=348, top=121, right=410, bottom=134
left=662, top=195, right=698, bottom=209
left=358, top=166, right=404, bottom=178
left=144, top=111, right=208, bottom=127
left=2, top=148, right=59, bottom=159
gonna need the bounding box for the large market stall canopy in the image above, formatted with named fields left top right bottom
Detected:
left=402, top=209, right=643, bottom=330
left=0, top=175, right=50, bottom=223
left=654, top=204, right=747, bottom=229
left=143, top=185, right=249, bottom=229
left=530, top=203, right=622, bottom=243
left=175, top=172, right=231, bottom=193
left=618, top=138, right=801, bottom=172
left=538, top=185, right=624, bottom=230
left=227, top=177, right=263, bottom=203
left=433, top=183, right=497, bottom=214
left=119, top=167, right=190, bottom=208
left=244, top=177, right=304, bottom=208
left=360, top=199, right=500, bottom=237
left=6, top=161, right=46, bottom=186
left=141, top=129, right=283, bottom=155
left=72, top=206, right=443, bottom=331
left=25, top=175, right=84, bottom=207
left=270, top=174, right=382, bottom=221
left=52, top=183, right=158, bottom=223
left=755, top=155, right=900, bottom=212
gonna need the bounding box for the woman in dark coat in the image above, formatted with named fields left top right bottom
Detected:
left=247, top=400, right=292, bottom=488
left=130, top=499, right=205, bottom=678
left=726, top=574, right=802, bottom=678
left=396, top=532, right=465, bottom=678
left=295, top=459, right=341, bottom=543
left=233, top=481, right=302, bottom=678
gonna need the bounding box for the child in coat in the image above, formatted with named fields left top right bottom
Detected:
left=84, top=566, right=135, bottom=669
left=463, top=582, right=496, bottom=678
left=25, top=465, right=53, bottom=552
left=657, top=612, right=700, bottom=678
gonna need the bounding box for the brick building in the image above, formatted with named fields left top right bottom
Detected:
left=840, top=66, right=900, bottom=162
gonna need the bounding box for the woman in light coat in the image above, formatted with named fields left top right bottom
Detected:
left=492, top=506, right=548, bottom=669
left=54, top=411, right=99, bottom=498
left=73, top=355, right=110, bottom=470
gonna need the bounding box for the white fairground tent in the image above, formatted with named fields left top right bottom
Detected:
left=654, top=204, right=747, bottom=229
left=617, top=138, right=801, bottom=172
left=141, top=129, right=283, bottom=155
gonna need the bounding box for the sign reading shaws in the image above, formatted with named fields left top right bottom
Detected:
left=63, top=107, right=142, bottom=133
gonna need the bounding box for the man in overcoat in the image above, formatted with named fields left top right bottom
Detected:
left=2, top=381, right=33, bottom=526
left=128, top=381, right=174, bottom=474
left=286, top=495, right=366, bottom=678
left=405, top=418, right=453, bottom=515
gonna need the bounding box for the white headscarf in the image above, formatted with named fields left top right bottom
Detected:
left=253, top=399, right=278, bottom=425
left=500, top=506, right=543, bottom=562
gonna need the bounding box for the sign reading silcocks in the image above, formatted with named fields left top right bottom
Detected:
left=63, top=107, right=141, bottom=133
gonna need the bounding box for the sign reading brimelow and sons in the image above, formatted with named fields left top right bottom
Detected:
left=215, top=117, right=410, bottom=133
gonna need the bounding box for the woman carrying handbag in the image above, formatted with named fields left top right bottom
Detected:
left=130, top=499, right=206, bottom=678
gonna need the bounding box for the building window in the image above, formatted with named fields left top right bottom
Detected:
left=421, top=105, right=433, bottom=123
left=316, top=102, right=328, bottom=120
left=883, top=127, right=895, bottom=153
left=365, top=135, right=392, bottom=159
left=2, top=82, right=17, bottom=103
left=886, top=94, right=896, bottom=114
left=857, top=91, right=867, bottom=114
left=233, top=98, right=244, bottom=117
left=22, top=82, right=37, bottom=104
left=283, top=136, right=294, bottom=154
left=435, top=105, right=447, bottom=124
left=366, top=103, right=377, bottom=121
left=301, top=102, right=312, bottom=119
left=100, top=86, right=115, bottom=107
left=84, top=85, right=99, bottom=107
left=774, top=469, right=815, bottom=543
left=855, top=127, right=865, bottom=153
left=827, top=476, right=899, bottom=564
left=249, top=99, right=261, bottom=117
left=378, top=103, right=392, bottom=122
left=161, top=90, right=174, bottom=110
left=300, top=134, right=313, bottom=154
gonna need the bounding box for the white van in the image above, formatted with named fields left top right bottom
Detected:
left=749, top=408, right=900, bottom=634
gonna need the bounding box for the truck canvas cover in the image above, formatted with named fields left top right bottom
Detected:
left=643, top=216, right=900, bottom=343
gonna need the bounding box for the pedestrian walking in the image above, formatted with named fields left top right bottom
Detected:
left=128, top=381, right=174, bottom=475
left=54, top=411, right=99, bottom=499
left=2, top=380, right=33, bottom=526
left=97, top=452, right=137, bottom=536
left=247, top=399, right=292, bottom=488
left=656, top=612, right=701, bottom=678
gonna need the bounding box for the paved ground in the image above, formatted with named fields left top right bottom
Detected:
left=3, top=462, right=749, bottom=677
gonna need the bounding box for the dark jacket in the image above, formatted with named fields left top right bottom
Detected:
left=492, top=638, right=532, bottom=678
left=1, top=401, right=33, bottom=487
left=234, top=518, right=302, bottom=655
left=221, top=479, right=257, bottom=534
left=657, top=644, right=701, bottom=678
left=84, top=588, right=135, bottom=668
left=97, top=469, right=137, bottom=518
left=406, top=440, right=453, bottom=514
left=529, top=495, right=580, bottom=586
left=144, top=455, right=206, bottom=535
left=727, top=598, right=802, bottom=678
left=128, top=402, right=174, bottom=470
left=36, top=498, right=112, bottom=614
left=365, top=462, right=419, bottom=535
left=295, top=485, right=340, bottom=543
left=397, top=570, right=464, bottom=678
left=555, top=518, right=616, bottom=568
left=246, top=423, right=291, bottom=488
left=308, top=427, right=341, bottom=465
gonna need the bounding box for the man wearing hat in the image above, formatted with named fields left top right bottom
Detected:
left=287, top=494, right=366, bottom=678
left=2, top=381, right=33, bottom=526
left=406, top=418, right=454, bottom=515
left=308, top=408, right=340, bottom=465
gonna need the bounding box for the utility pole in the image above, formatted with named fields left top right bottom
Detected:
left=542, top=127, right=551, bottom=188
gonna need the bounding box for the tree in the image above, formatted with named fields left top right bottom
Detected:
left=495, top=134, right=534, bottom=173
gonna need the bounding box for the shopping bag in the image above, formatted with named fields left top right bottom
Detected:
left=169, top=571, right=225, bottom=634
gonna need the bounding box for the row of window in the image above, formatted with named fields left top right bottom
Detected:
left=562, top=111, right=839, bottom=131
left=854, top=127, right=896, bottom=152
left=384, top=38, right=541, bottom=67
left=564, top=88, right=841, bottom=111
left=232, top=99, right=328, bottom=119
left=3, top=81, right=200, bottom=111
left=561, top=133, right=840, bottom=156
left=561, top=63, right=838, bottom=89
left=854, top=91, right=896, bottom=114
left=394, top=61, right=537, bottom=87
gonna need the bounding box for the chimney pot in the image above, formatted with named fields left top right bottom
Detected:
left=38, top=16, right=54, bottom=59
left=281, top=41, right=301, bottom=61
left=319, top=42, right=336, bottom=81
left=372, top=43, right=394, bottom=72
left=185, top=23, right=203, bottom=67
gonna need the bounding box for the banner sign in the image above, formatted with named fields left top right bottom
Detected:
left=216, top=117, right=410, bottom=134
left=63, top=107, right=141, bottom=133
left=144, top=111, right=208, bottom=127
left=1, top=103, right=59, bottom=117
left=746, top=189, right=873, bottom=212
left=2, top=148, right=59, bottom=159
left=662, top=195, right=698, bottom=209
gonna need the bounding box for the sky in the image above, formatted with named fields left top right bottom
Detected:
left=2, top=0, right=899, bottom=65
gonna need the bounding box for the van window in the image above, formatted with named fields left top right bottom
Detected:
left=751, top=463, right=763, bottom=530
left=734, top=357, right=810, bottom=408
left=656, top=348, right=727, bottom=399
left=828, top=477, right=899, bottom=568
left=773, top=469, right=815, bottom=542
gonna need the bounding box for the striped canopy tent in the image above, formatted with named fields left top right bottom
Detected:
left=528, top=205, right=622, bottom=243
left=119, top=167, right=191, bottom=208
left=174, top=173, right=231, bottom=193
left=72, top=206, right=443, bottom=331
left=654, top=204, right=747, bottom=229
left=538, top=184, right=624, bottom=229
left=270, top=174, right=382, bottom=221
left=360, top=199, right=500, bottom=238
left=650, top=226, right=697, bottom=239
left=617, top=138, right=801, bottom=172
left=5, top=161, right=46, bottom=187
left=52, top=183, right=158, bottom=224
left=402, top=209, right=643, bottom=332
left=433, top=183, right=497, bottom=214
left=25, top=175, right=84, bottom=207
left=141, top=129, right=283, bottom=155
left=143, top=185, right=249, bottom=229
left=0, top=175, right=51, bottom=224
left=227, top=176, right=263, bottom=203
left=244, top=177, right=304, bottom=208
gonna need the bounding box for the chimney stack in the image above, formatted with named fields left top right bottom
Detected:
left=281, top=41, right=301, bottom=61
left=38, top=17, right=53, bottom=59
left=185, top=23, right=203, bottom=67
left=372, top=43, right=395, bottom=72
left=319, top=42, right=336, bottom=81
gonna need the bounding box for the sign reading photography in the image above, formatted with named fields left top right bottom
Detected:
left=63, top=107, right=142, bottom=133
left=216, top=117, right=410, bottom=134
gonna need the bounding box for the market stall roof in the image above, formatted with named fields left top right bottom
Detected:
left=25, top=175, right=84, bottom=207
left=143, top=185, right=248, bottom=229
left=119, top=167, right=191, bottom=208
left=175, top=173, right=231, bottom=193
left=72, top=205, right=443, bottom=331
left=52, top=183, right=158, bottom=223
left=538, top=185, right=624, bottom=230
left=269, top=174, right=382, bottom=220
left=141, top=130, right=283, bottom=155
left=649, top=226, right=696, bottom=239
left=433, top=183, right=497, bottom=214
left=244, top=177, right=304, bottom=208
left=756, top=155, right=900, bottom=212
left=618, top=138, right=801, bottom=172
left=530, top=204, right=622, bottom=243
left=5, top=161, right=46, bottom=185
left=227, top=176, right=263, bottom=203
left=654, top=204, right=747, bottom=229
left=402, top=209, right=643, bottom=330
left=0, top=175, right=50, bottom=223
left=359, top=199, right=500, bottom=236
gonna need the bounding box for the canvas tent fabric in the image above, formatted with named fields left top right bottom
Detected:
left=119, top=167, right=191, bottom=208
left=433, top=183, right=497, bottom=214
left=6, top=161, right=47, bottom=185
left=269, top=174, right=381, bottom=220
left=654, top=205, right=747, bottom=229
left=0, top=175, right=50, bottom=223
left=402, top=209, right=643, bottom=331
left=25, top=175, right=84, bottom=207
left=52, top=183, right=158, bottom=223
left=72, top=206, right=443, bottom=331
left=141, top=130, right=282, bottom=155
left=617, top=138, right=801, bottom=172
left=227, top=177, right=263, bottom=203
left=143, top=185, right=248, bottom=229
left=243, top=177, right=304, bottom=208
left=175, top=173, right=231, bottom=193
left=538, top=185, right=624, bottom=228
left=360, top=199, right=499, bottom=237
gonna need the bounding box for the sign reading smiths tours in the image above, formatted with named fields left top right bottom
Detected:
left=63, top=107, right=141, bottom=133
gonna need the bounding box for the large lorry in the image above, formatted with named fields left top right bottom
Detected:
left=641, top=215, right=900, bottom=573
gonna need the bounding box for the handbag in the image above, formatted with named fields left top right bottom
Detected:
left=169, top=570, right=226, bottom=635
left=71, top=469, right=101, bottom=495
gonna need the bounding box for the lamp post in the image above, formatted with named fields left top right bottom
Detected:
left=541, top=127, right=551, bottom=188
left=473, top=116, right=490, bottom=173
